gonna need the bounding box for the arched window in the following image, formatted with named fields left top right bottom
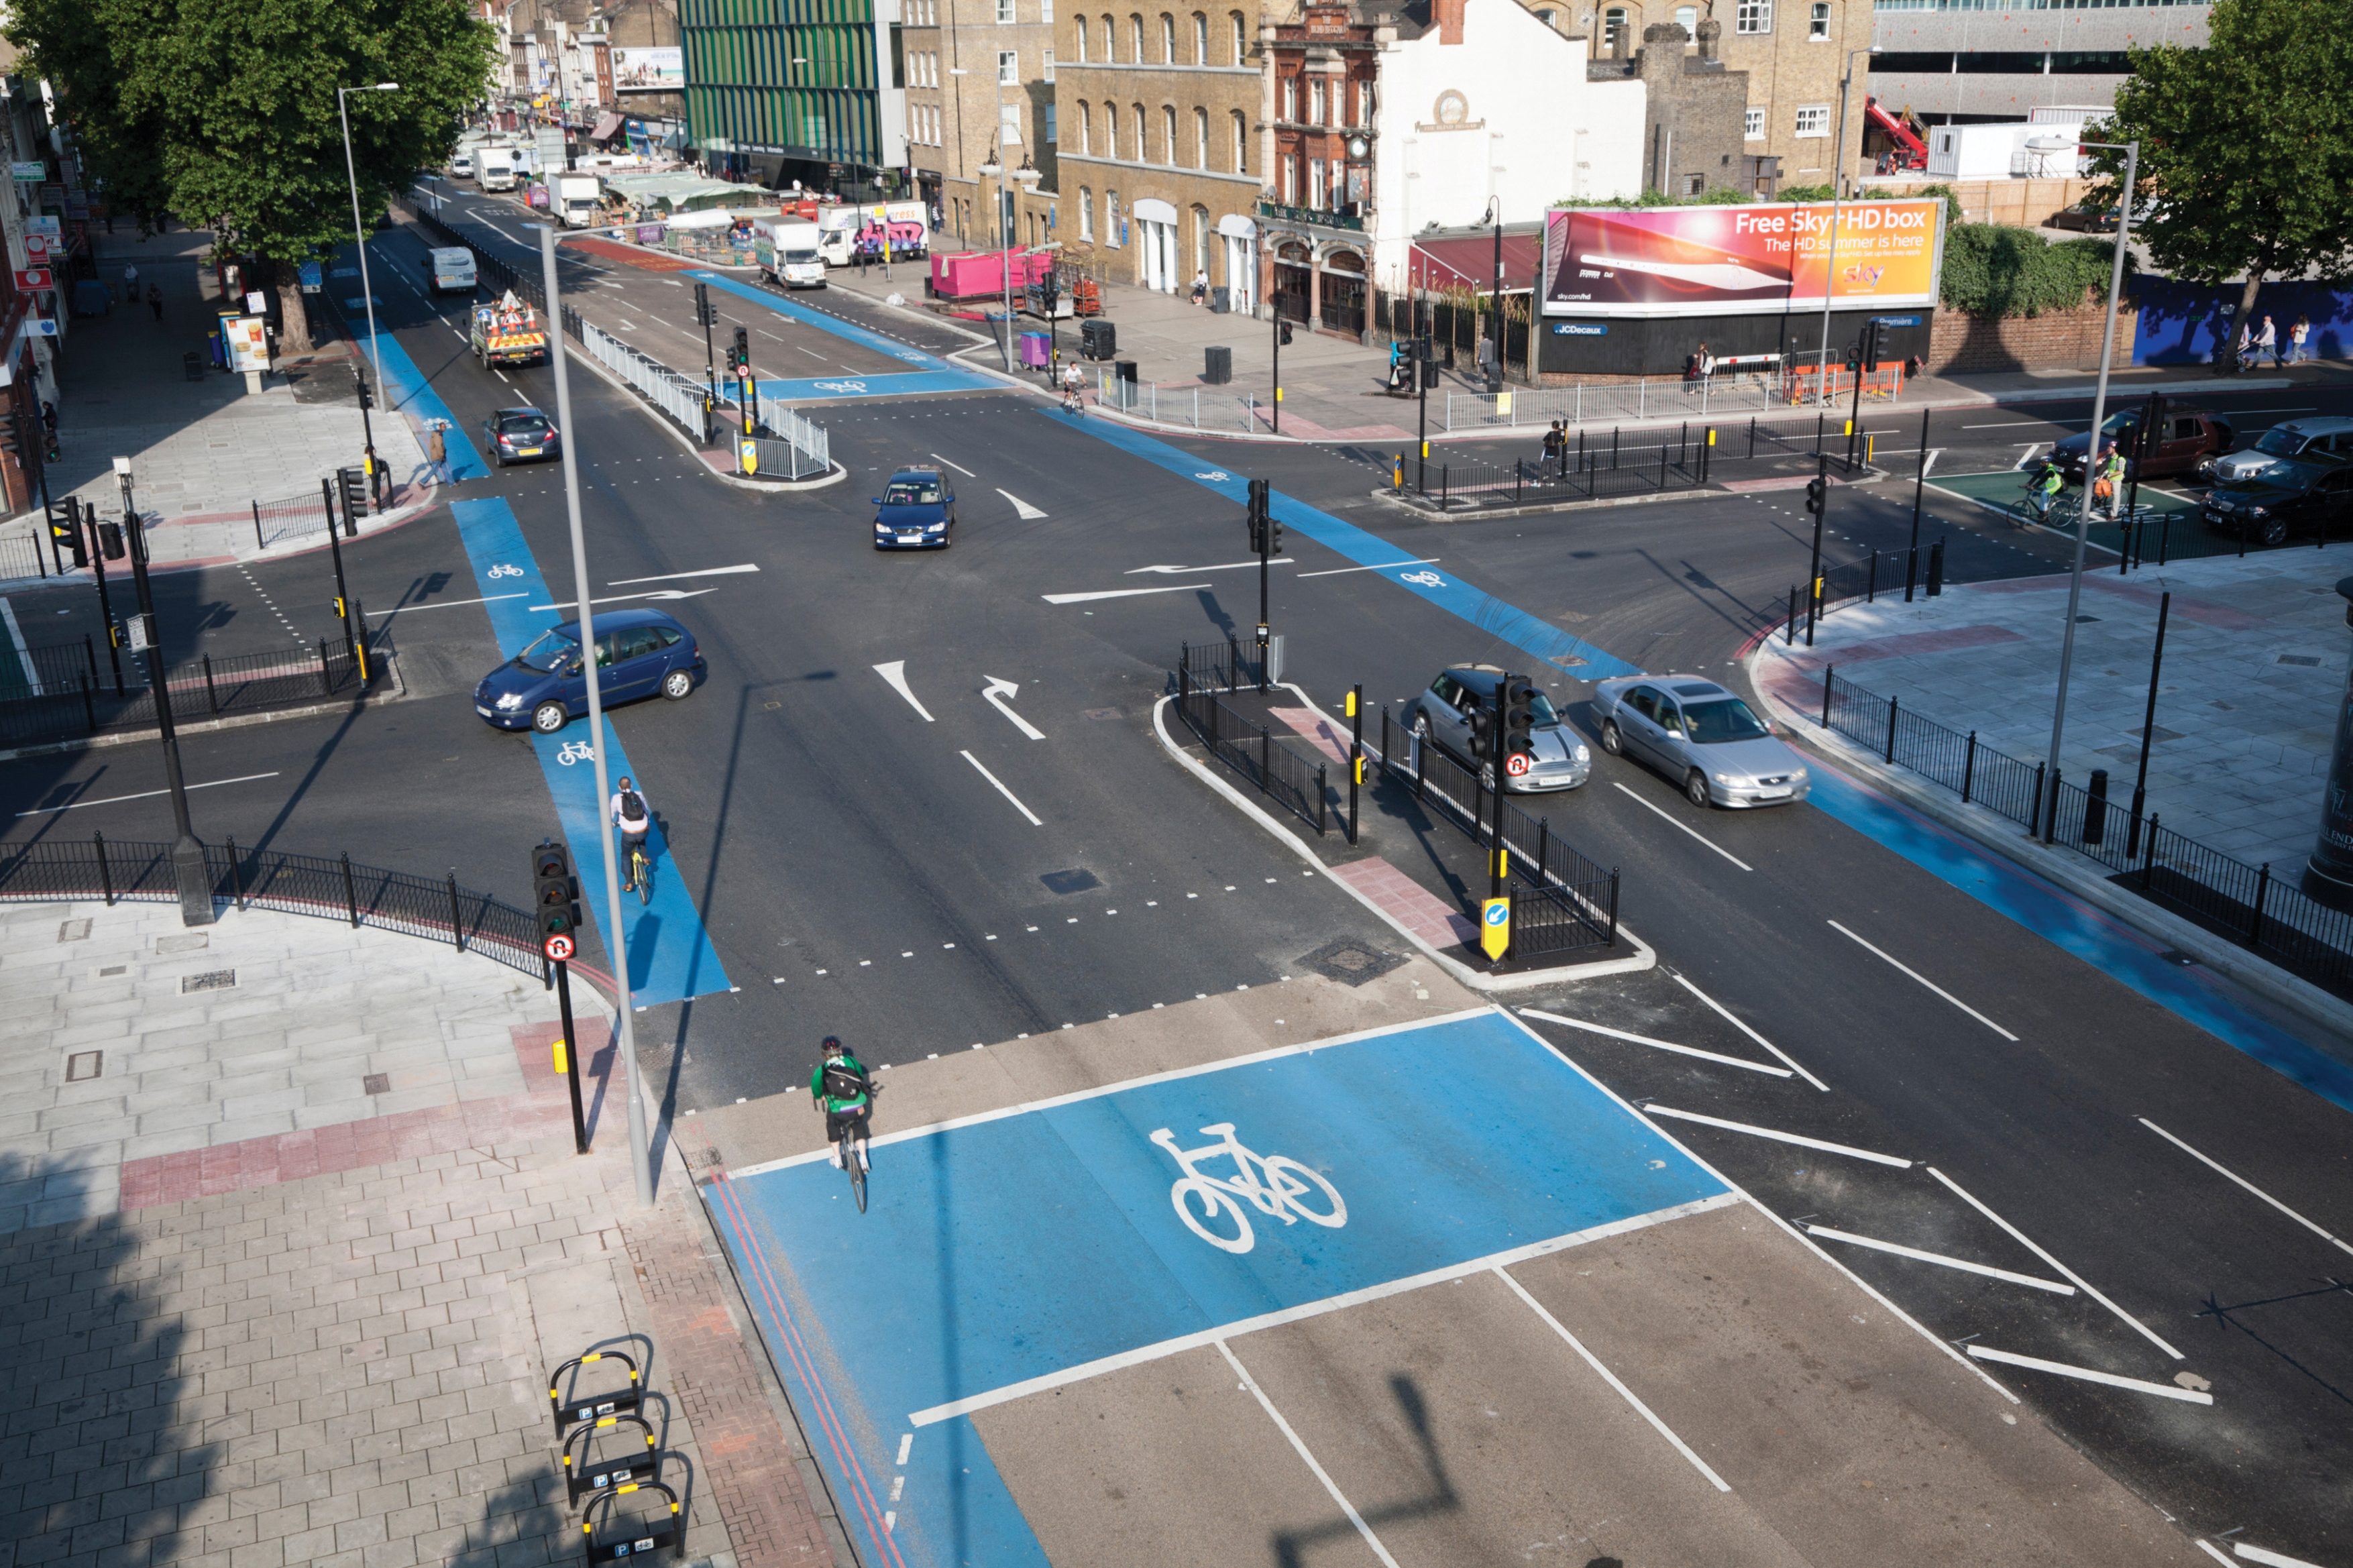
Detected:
left=1231, top=108, right=1247, bottom=172
left=1229, top=10, right=1245, bottom=65
left=1533, top=7, right=1555, bottom=25
left=1193, top=12, right=1207, bottom=62
left=1163, top=105, right=1177, bottom=165
left=1106, top=188, right=1121, bottom=245
left=1195, top=106, right=1208, bottom=166
left=1080, top=186, right=1094, bottom=240
left=1130, top=14, right=1144, bottom=60
left=1134, top=103, right=1148, bottom=162
left=1076, top=100, right=1090, bottom=153
left=1075, top=21, right=1087, bottom=60
left=1160, top=13, right=1175, bottom=61
left=1602, top=5, right=1626, bottom=49
left=1103, top=13, right=1117, bottom=60
left=1192, top=204, right=1211, bottom=274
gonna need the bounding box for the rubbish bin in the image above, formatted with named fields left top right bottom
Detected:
left=1019, top=331, right=1051, bottom=369
left=1210, top=286, right=1230, bottom=315
left=1081, top=319, right=1117, bottom=360
left=1203, top=345, right=1232, bottom=385
left=182, top=351, right=205, bottom=382
left=1115, top=359, right=1138, bottom=384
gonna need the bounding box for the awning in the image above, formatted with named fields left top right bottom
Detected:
left=1132, top=197, right=1178, bottom=223
left=1408, top=232, right=1543, bottom=294
left=591, top=113, right=624, bottom=141
left=1217, top=213, right=1256, bottom=239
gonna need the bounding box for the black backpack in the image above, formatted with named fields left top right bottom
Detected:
left=822, top=1060, right=867, bottom=1101
left=619, top=789, right=646, bottom=824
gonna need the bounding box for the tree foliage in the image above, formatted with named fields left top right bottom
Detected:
left=1938, top=226, right=2134, bottom=318
left=2093, top=0, right=2353, bottom=339
left=7, top=0, right=496, bottom=347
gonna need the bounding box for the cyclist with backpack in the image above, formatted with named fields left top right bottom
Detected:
left=2024, top=455, right=2065, bottom=522
left=610, top=775, right=653, bottom=889
left=812, top=1035, right=875, bottom=1171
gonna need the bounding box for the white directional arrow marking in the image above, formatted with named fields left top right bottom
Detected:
left=608, top=563, right=761, bottom=585
left=873, top=661, right=935, bottom=722
left=1041, top=584, right=1211, bottom=605
left=982, top=677, right=1046, bottom=740
left=997, top=489, right=1048, bottom=520
left=1124, top=559, right=1293, bottom=575
left=528, top=587, right=720, bottom=611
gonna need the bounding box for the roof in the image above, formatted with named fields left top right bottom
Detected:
left=1408, top=231, right=1543, bottom=294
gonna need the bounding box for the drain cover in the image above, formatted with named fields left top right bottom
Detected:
left=364, top=1073, right=391, bottom=1096
left=1297, top=937, right=1407, bottom=987
left=57, top=919, right=91, bottom=943
left=65, top=1051, right=102, bottom=1083
left=1040, top=868, right=1103, bottom=895
left=180, top=969, right=237, bottom=993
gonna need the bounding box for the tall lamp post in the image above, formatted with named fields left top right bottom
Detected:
left=338, top=83, right=402, bottom=401
left=978, top=149, right=1011, bottom=371
left=115, top=457, right=211, bottom=927
left=1484, top=197, right=1504, bottom=394
left=1814, top=46, right=1881, bottom=406
left=2033, top=134, right=2139, bottom=842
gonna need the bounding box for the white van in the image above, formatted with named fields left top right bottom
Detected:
left=477, top=146, right=518, bottom=192
left=451, top=151, right=475, bottom=180
left=427, top=247, right=478, bottom=294
left=766, top=219, right=826, bottom=288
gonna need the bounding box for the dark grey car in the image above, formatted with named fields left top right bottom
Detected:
left=1402, top=665, right=1592, bottom=793
left=1591, top=675, right=1810, bottom=809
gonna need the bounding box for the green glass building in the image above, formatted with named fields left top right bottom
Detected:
left=680, top=0, right=907, bottom=183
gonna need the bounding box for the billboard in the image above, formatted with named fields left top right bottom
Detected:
left=1543, top=200, right=1945, bottom=319
left=611, top=46, right=683, bottom=91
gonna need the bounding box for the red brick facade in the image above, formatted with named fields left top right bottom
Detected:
left=1925, top=295, right=2142, bottom=376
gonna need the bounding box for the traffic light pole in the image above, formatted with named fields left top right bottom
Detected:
left=121, top=483, right=212, bottom=927
left=1846, top=327, right=1871, bottom=469
left=325, top=494, right=356, bottom=661
left=1806, top=453, right=1828, bottom=647
left=553, top=960, right=588, bottom=1155
left=1347, top=683, right=1363, bottom=847
left=541, top=222, right=654, bottom=1210
left=1257, top=491, right=1271, bottom=693
left=87, top=501, right=123, bottom=694
left=1270, top=308, right=1281, bottom=435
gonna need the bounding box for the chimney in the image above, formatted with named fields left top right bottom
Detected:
left=1696, top=17, right=1720, bottom=61
left=1437, top=0, right=1464, bottom=46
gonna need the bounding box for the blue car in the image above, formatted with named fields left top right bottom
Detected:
left=872, top=466, right=956, bottom=549
left=474, top=608, right=704, bottom=733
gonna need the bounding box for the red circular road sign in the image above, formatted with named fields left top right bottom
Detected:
left=1505, top=753, right=1531, bottom=777
left=544, top=934, right=576, bottom=962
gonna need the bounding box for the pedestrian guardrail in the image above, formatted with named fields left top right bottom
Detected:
left=1444, top=368, right=1902, bottom=433
left=1175, top=664, right=1329, bottom=836
left=578, top=320, right=709, bottom=440
left=0, top=631, right=376, bottom=750
left=1093, top=372, right=1264, bottom=433
left=748, top=393, right=833, bottom=478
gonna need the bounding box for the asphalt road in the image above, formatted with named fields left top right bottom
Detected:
left=4, top=207, right=2348, bottom=1563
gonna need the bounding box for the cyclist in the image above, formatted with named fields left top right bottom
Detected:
left=812, top=1035, right=874, bottom=1171
left=1060, top=359, right=1087, bottom=414
left=2024, top=455, right=2065, bottom=522
left=610, top=774, right=653, bottom=889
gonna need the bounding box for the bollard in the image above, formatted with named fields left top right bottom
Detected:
left=341, top=851, right=360, bottom=927
left=1884, top=693, right=1900, bottom=763
left=2083, top=768, right=2109, bottom=846
left=203, top=654, right=219, bottom=714
left=1926, top=537, right=1945, bottom=597
left=1961, top=731, right=1978, bottom=803
left=1822, top=663, right=1835, bottom=729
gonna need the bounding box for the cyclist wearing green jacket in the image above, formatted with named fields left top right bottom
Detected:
left=812, top=1035, right=874, bottom=1172
left=2025, top=456, right=2064, bottom=521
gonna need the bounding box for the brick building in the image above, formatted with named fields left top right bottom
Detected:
left=1052, top=2, right=1267, bottom=302
left=903, top=0, right=1062, bottom=248
left=1586, top=17, right=1756, bottom=199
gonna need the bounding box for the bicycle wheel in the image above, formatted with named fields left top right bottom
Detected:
left=1169, top=1178, right=1254, bottom=1253
left=635, top=850, right=652, bottom=905
left=1260, top=1157, right=1348, bottom=1229
left=845, top=1133, right=867, bottom=1213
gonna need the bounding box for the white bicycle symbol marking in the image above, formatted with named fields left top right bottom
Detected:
left=1399, top=569, right=1447, bottom=588
left=1149, top=1123, right=1346, bottom=1255
left=486, top=563, right=524, bottom=579
left=555, top=740, right=596, bottom=765
left=812, top=379, right=869, bottom=394
left=1194, top=470, right=1232, bottom=482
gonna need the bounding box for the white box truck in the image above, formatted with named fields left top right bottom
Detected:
left=477, top=145, right=518, bottom=192
left=761, top=219, right=826, bottom=288
left=814, top=207, right=860, bottom=266
left=553, top=174, right=602, bottom=228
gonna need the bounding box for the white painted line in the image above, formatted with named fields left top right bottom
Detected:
left=928, top=451, right=976, bottom=476
left=1920, top=447, right=1942, bottom=479
left=2235, top=1543, right=2330, bottom=1568
left=1965, top=1346, right=2211, bottom=1404
left=996, top=488, right=1048, bottom=520
left=797, top=345, right=826, bottom=359
left=1611, top=782, right=1753, bottom=871
left=1927, top=1166, right=2183, bottom=1359
left=1803, top=1225, right=2075, bottom=1294
left=895, top=1434, right=912, bottom=1465
left=1669, top=973, right=1827, bottom=1091
left=872, top=661, right=935, bottom=722
left=1492, top=1265, right=1731, bottom=1491
left=1042, top=583, right=1213, bottom=605
left=1124, top=558, right=1293, bottom=575
left=961, top=749, right=1042, bottom=826
left=1826, top=921, right=2018, bottom=1040
left=528, top=587, right=718, bottom=612
left=901, top=1190, right=1739, bottom=1424
left=15, top=773, right=283, bottom=818
left=1518, top=1008, right=1791, bottom=1078
left=2196, top=1544, right=2235, bottom=1567
left=1642, top=1105, right=1912, bottom=1168
left=1963, top=420, right=2070, bottom=430
left=1216, top=1341, right=1403, bottom=1568
left=757, top=328, right=787, bottom=342
left=377, top=592, right=531, bottom=615
left=981, top=676, right=1045, bottom=740
left=1295, top=557, right=1440, bottom=579
left=607, top=563, right=761, bottom=585
left=2138, top=1118, right=2353, bottom=1259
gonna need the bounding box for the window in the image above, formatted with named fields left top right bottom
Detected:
left=1041, top=0, right=1052, bottom=18
left=1195, top=107, right=1208, bottom=166
left=1602, top=6, right=1625, bottom=48
left=998, top=49, right=1018, bottom=82
left=1134, top=103, right=1146, bottom=160
left=1809, top=1, right=1828, bottom=38
left=1232, top=109, right=1247, bottom=171
left=1674, top=4, right=1696, bottom=30
left=1281, top=77, right=1297, bottom=121
left=996, top=0, right=1014, bottom=21
left=1076, top=100, right=1090, bottom=152
left=1310, top=80, right=1325, bottom=125
left=1081, top=187, right=1093, bottom=239
left=1193, top=12, right=1207, bottom=62
left=1104, top=102, right=1117, bottom=156
left=1534, top=8, right=1554, bottom=25
left=1002, top=102, right=1023, bottom=143
left=1280, top=155, right=1296, bottom=204
left=1794, top=105, right=1828, bottom=136
left=1075, top=22, right=1087, bottom=60
left=1163, top=104, right=1176, bottom=164
left=1043, top=46, right=1054, bottom=81
left=1102, top=14, right=1115, bottom=60
left=1744, top=107, right=1764, bottom=138
left=1130, top=15, right=1144, bottom=58
left=1735, top=0, right=1769, bottom=33
left=1106, top=189, right=1120, bottom=245
left=1230, top=11, right=1245, bottom=64
left=1160, top=13, right=1174, bottom=60
left=1357, top=81, right=1372, bottom=125
left=1682, top=173, right=1704, bottom=197
left=1045, top=103, right=1057, bottom=142
left=1193, top=205, right=1211, bottom=272
left=1307, top=158, right=1324, bottom=207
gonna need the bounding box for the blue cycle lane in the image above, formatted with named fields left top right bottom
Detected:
left=709, top=1009, right=1730, bottom=1568
left=445, top=498, right=730, bottom=1006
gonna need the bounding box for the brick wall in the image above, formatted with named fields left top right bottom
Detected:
left=1926, top=294, right=2140, bottom=375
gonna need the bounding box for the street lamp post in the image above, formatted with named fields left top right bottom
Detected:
left=979, top=150, right=1009, bottom=370
left=1485, top=197, right=1504, bottom=394
left=115, top=457, right=211, bottom=926
left=1814, top=46, right=1881, bottom=406
left=337, top=83, right=402, bottom=403
left=536, top=221, right=655, bottom=1208
left=2035, top=135, right=2139, bottom=842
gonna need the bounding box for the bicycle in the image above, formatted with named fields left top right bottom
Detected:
left=1149, top=1123, right=1346, bottom=1254
left=834, top=1091, right=878, bottom=1212
left=620, top=833, right=652, bottom=905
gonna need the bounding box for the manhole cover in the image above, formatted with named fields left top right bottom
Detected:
left=1040, top=868, right=1102, bottom=895
left=180, top=970, right=237, bottom=993
left=1296, top=937, right=1407, bottom=987
left=1083, top=707, right=1122, bottom=721
left=57, top=919, right=91, bottom=943
left=65, top=1050, right=103, bottom=1082
left=2277, top=653, right=2322, bottom=667
left=364, top=1073, right=391, bottom=1096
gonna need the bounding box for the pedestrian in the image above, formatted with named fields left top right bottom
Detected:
left=2289, top=314, right=2310, bottom=366
left=1189, top=268, right=1208, bottom=306
left=2091, top=441, right=2126, bottom=520
left=1541, top=421, right=1564, bottom=480
left=426, top=422, right=449, bottom=485
left=2234, top=317, right=2254, bottom=373
left=147, top=282, right=162, bottom=322
left=2256, top=313, right=2278, bottom=369
left=121, top=262, right=138, bottom=306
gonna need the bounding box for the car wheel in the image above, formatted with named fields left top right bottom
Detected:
left=1685, top=770, right=1712, bottom=809
left=1411, top=714, right=1435, bottom=759
left=531, top=702, right=567, bottom=733
left=661, top=669, right=693, bottom=700
left=1599, top=719, right=1624, bottom=756
left=2259, top=517, right=2287, bottom=547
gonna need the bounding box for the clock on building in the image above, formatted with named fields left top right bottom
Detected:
left=1433, top=90, right=1468, bottom=126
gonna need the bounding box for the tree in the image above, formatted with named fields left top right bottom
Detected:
left=2093, top=0, right=2353, bottom=368
left=7, top=0, right=497, bottom=353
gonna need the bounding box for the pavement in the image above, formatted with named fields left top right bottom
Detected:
left=0, top=893, right=855, bottom=1568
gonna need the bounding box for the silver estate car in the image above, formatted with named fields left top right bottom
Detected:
left=1591, top=675, right=1810, bottom=809
left=1403, top=665, right=1592, bottom=793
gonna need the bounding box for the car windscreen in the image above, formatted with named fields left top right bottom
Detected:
left=498, top=415, right=552, bottom=438
left=2098, top=410, right=2140, bottom=436
left=784, top=249, right=820, bottom=263
left=1685, top=697, right=1772, bottom=744
left=1529, top=691, right=1562, bottom=728
left=515, top=628, right=578, bottom=673
left=883, top=482, right=942, bottom=505
left=2252, top=427, right=2307, bottom=457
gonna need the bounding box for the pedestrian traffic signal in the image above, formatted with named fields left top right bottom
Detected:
left=97, top=520, right=125, bottom=560
left=732, top=325, right=749, bottom=370
left=1804, top=476, right=1827, bottom=517
left=1500, top=675, right=1537, bottom=763
left=355, top=374, right=374, bottom=412
left=532, top=840, right=581, bottom=941
left=1466, top=706, right=1493, bottom=761
left=1278, top=321, right=1293, bottom=347
left=1246, top=477, right=1270, bottom=553
left=693, top=282, right=714, bottom=327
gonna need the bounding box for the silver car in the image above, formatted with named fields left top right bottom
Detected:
left=1403, top=665, right=1592, bottom=793
left=1591, top=675, right=1810, bottom=809
left=2200, top=416, right=2353, bottom=485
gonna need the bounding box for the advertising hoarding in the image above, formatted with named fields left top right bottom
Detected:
left=1542, top=201, right=1946, bottom=319
left=611, top=47, right=683, bottom=91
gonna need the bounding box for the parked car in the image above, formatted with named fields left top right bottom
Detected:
left=1590, top=676, right=1808, bottom=809
left=474, top=608, right=704, bottom=734
left=2200, top=416, right=2353, bottom=485
left=484, top=406, right=559, bottom=465
left=2201, top=459, right=2353, bottom=547
left=2048, top=201, right=2118, bottom=233
left=1403, top=665, right=1591, bottom=794
left=872, top=466, right=956, bottom=549
left=2055, top=406, right=2230, bottom=484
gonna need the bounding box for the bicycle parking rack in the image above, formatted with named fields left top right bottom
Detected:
left=581, top=1481, right=681, bottom=1563
left=549, top=1351, right=644, bottom=1437
left=562, top=1414, right=661, bottom=1507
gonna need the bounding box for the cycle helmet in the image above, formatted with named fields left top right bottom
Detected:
left=820, top=1035, right=844, bottom=1055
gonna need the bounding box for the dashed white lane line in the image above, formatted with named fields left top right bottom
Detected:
left=961, top=749, right=1041, bottom=825
left=2138, top=1117, right=2353, bottom=1259
left=15, top=773, right=283, bottom=817
left=928, top=452, right=977, bottom=476
left=1802, top=1225, right=2075, bottom=1294
left=1963, top=1345, right=2211, bottom=1404
left=1641, top=1105, right=1912, bottom=1168
left=1825, top=920, right=2017, bottom=1040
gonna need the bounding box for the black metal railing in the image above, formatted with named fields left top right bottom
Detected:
left=0, top=634, right=373, bottom=749
left=0, top=834, right=549, bottom=982
left=1175, top=664, right=1327, bottom=836
left=0, top=530, right=53, bottom=582
left=1179, top=637, right=1264, bottom=695
left=1403, top=410, right=1890, bottom=510
left=1818, top=667, right=2353, bottom=999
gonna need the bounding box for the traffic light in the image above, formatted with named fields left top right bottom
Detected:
left=53, top=508, right=85, bottom=567
left=1859, top=319, right=1882, bottom=372
left=694, top=282, right=714, bottom=327
left=1500, top=675, right=1537, bottom=765
left=355, top=374, right=374, bottom=412
left=1843, top=341, right=1861, bottom=374
left=732, top=325, right=749, bottom=370
left=97, top=520, right=125, bottom=559
left=1804, top=475, right=1827, bottom=517
left=1466, top=705, right=1493, bottom=761
left=1278, top=321, right=1293, bottom=347
left=1266, top=510, right=1282, bottom=556
left=532, top=840, right=581, bottom=941
left=339, top=465, right=369, bottom=520
left=1246, top=477, right=1270, bottom=553
left=0, top=418, right=20, bottom=459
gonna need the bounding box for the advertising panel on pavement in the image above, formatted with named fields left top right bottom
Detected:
left=1542, top=200, right=1946, bottom=319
